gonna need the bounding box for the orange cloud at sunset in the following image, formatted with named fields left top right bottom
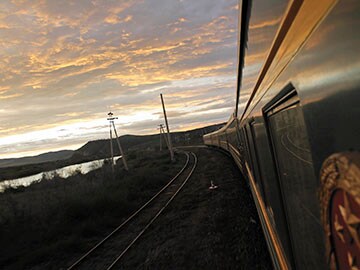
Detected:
left=0, top=0, right=238, bottom=158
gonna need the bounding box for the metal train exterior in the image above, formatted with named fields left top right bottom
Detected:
left=203, top=0, right=360, bottom=269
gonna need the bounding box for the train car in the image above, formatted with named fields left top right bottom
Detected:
left=204, top=0, right=360, bottom=269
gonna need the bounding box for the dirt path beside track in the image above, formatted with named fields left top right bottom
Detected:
left=118, top=147, right=272, bottom=270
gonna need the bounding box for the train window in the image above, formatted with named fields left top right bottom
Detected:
left=244, top=124, right=255, bottom=174
left=249, top=116, right=295, bottom=265
left=227, top=120, right=237, bottom=149
left=238, top=126, right=246, bottom=154
left=249, top=119, right=268, bottom=203
left=263, top=84, right=325, bottom=269
left=235, top=118, right=242, bottom=148
left=237, top=0, right=289, bottom=115
left=242, top=126, right=252, bottom=169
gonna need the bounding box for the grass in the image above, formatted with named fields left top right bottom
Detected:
left=0, top=150, right=184, bottom=269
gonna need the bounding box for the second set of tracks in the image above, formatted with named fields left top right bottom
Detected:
left=67, top=151, right=198, bottom=270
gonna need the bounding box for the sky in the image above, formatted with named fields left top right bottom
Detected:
left=0, top=0, right=239, bottom=158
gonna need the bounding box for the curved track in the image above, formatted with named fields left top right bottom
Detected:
left=67, top=151, right=197, bottom=270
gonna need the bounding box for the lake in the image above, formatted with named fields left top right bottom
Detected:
left=0, top=156, right=121, bottom=192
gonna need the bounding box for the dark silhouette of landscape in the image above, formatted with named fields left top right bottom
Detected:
left=0, top=123, right=224, bottom=181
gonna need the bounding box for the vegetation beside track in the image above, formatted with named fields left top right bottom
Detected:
left=120, top=147, right=272, bottom=269
left=0, top=150, right=185, bottom=269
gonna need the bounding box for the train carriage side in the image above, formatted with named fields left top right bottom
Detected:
left=203, top=116, right=233, bottom=151
left=204, top=0, right=360, bottom=269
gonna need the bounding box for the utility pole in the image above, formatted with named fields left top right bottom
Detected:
left=160, top=94, right=174, bottom=161
left=109, top=122, right=114, bottom=173
left=158, top=124, right=167, bottom=151
left=158, top=124, right=163, bottom=151
left=161, top=125, right=170, bottom=149
left=158, top=124, right=170, bottom=151
left=107, top=112, right=129, bottom=171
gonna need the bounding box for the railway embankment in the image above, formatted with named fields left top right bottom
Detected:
left=117, top=147, right=272, bottom=269
left=0, top=147, right=271, bottom=269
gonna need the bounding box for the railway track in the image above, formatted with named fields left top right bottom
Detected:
left=67, top=151, right=198, bottom=270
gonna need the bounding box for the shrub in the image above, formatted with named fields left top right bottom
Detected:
left=0, top=150, right=185, bottom=269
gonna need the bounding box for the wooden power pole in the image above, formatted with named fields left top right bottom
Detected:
left=109, top=122, right=114, bottom=173
left=159, top=125, right=162, bottom=151
left=160, top=94, right=174, bottom=161
left=160, top=124, right=169, bottom=150
left=158, top=124, right=169, bottom=151
left=107, top=112, right=129, bottom=171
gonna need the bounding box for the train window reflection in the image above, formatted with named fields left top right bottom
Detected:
left=264, top=86, right=324, bottom=269
left=238, top=0, right=289, bottom=115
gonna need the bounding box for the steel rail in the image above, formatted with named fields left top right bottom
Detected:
left=107, top=152, right=198, bottom=269
left=67, top=151, right=190, bottom=270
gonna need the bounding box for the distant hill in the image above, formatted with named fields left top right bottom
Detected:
left=0, top=150, right=74, bottom=169
left=0, top=123, right=224, bottom=180
left=74, top=122, right=225, bottom=159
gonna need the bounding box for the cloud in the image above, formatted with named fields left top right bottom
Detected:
left=0, top=93, right=23, bottom=99
left=104, top=14, right=133, bottom=25
left=0, top=0, right=238, bottom=158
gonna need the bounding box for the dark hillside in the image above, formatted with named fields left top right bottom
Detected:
left=0, top=150, right=74, bottom=168
left=75, top=122, right=225, bottom=159
left=0, top=123, right=224, bottom=181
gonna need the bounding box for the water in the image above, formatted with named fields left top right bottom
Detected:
left=0, top=156, right=121, bottom=192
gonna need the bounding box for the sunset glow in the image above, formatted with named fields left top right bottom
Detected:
left=0, top=0, right=238, bottom=158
